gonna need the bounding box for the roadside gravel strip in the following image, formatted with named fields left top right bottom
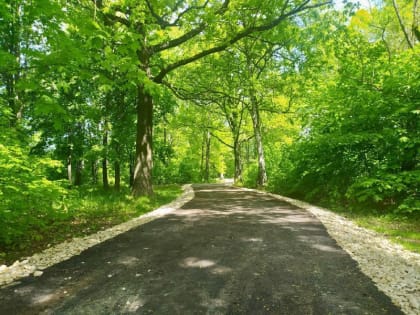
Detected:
left=243, top=187, right=420, bottom=315
left=0, top=184, right=194, bottom=288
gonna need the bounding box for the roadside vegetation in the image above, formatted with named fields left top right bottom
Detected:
left=0, top=184, right=181, bottom=265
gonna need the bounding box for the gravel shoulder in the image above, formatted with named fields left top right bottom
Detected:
left=0, top=184, right=409, bottom=314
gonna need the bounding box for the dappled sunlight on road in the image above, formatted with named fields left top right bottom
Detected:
left=122, top=295, right=145, bottom=313
left=31, top=291, right=57, bottom=305
left=116, top=255, right=140, bottom=267
left=181, top=257, right=216, bottom=268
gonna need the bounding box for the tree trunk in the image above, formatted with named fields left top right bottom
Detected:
left=102, top=129, right=109, bottom=189
left=129, top=152, right=134, bottom=188
left=6, top=1, right=22, bottom=126
left=132, top=85, right=154, bottom=197
left=200, top=131, right=205, bottom=181
left=74, top=159, right=83, bottom=186
left=250, top=94, right=267, bottom=187
left=413, top=0, right=420, bottom=42
left=234, top=139, right=242, bottom=184
left=91, top=160, right=98, bottom=184
left=392, top=0, right=414, bottom=48
left=163, top=124, right=168, bottom=166
left=204, top=130, right=211, bottom=182
left=114, top=160, right=120, bottom=191
left=67, top=154, right=72, bottom=185
left=102, top=159, right=108, bottom=188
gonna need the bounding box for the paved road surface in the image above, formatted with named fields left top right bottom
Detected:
left=0, top=184, right=403, bottom=314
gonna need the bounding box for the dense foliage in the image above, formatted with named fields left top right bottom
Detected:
left=269, top=9, right=419, bottom=215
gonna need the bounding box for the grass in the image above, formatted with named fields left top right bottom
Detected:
left=348, top=214, right=420, bottom=254
left=315, top=201, right=420, bottom=254
left=0, top=184, right=183, bottom=265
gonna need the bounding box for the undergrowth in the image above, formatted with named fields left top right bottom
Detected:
left=0, top=185, right=182, bottom=265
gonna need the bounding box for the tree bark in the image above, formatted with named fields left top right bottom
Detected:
left=6, top=1, right=23, bottom=126
left=204, top=130, right=211, bottom=182
left=129, top=152, right=134, bottom=188
left=234, top=139, right=242, bottom=184
left=250, top=94, right=268, bottom=187
left=91, top=160, right=98, bottom=184
left=413, top=0, right=420, bottom=42
left=132, top=85, right=154, bottom=197
left=200, top=131, right=205, bottom=181
left=102, top=128, right=109, bottom=189
left=67, top=154, right=72, bottom=185
left=114, top=160, right=120, bottom=191
left=74, top=159, right=83, bottom=186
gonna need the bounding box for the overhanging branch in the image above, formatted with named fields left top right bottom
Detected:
left=154, top=1, right=331, bottom=83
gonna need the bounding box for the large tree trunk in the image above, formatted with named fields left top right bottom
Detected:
left=132, top=85, right=154, bottom=197
left=250, top=94, right=267, bottom=187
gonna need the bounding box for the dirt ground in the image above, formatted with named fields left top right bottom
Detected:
left=0, top=184, right=403, bottom=314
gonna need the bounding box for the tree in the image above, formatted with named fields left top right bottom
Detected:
left=90, top=0, right=330, bottom=196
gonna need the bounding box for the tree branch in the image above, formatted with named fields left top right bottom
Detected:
left=145, top=0, right=171, bottom=28
left=154, top=1, right=330, bottom=82
left=210, top=131, right=234, bottom=149
left=145, top=0, right=210, bottom=28
left=392, top=0, right=414, bottom=48
left=413, top=0, right=420, bottom=42
left=150, top=23, right=206, bottom=53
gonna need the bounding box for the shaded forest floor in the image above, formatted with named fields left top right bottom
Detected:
left=0, top=185, right=182, bottom=266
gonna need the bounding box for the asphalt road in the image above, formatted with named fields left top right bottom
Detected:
left=0, top=184, right=403, bottom=314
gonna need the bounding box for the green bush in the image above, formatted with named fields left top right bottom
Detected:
left=242, top=163, right=259, bottom=188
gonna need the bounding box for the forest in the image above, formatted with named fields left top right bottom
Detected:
left=0, top=0, right=419, bottom=264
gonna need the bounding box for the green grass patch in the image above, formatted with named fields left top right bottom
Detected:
left=0, top=185, right=182, bottom=265
left=313, top=201, right=420, bottom=254
left=349, top=214, right=420, bottom=254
